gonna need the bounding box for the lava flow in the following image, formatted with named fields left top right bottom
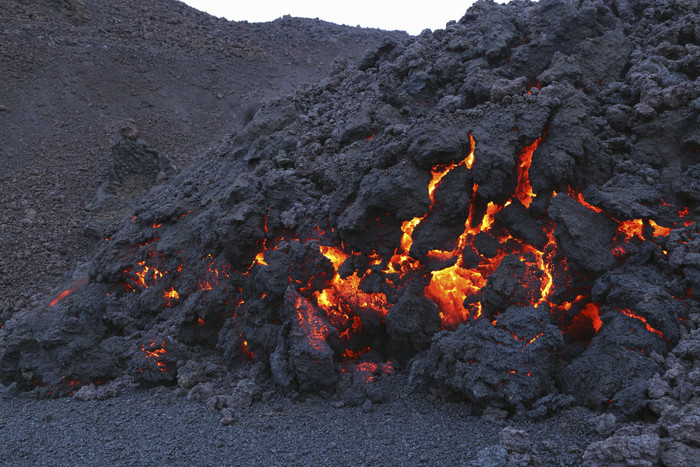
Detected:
left=109, top=129, right=686, bottom=377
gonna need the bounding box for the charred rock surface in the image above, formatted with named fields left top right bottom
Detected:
left=1, top=2, right=699, bottom=444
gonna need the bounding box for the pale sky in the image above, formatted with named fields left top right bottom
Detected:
left=179, top=1, right=503, bottom=35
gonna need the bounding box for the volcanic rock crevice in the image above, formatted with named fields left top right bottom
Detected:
left=1, top=1, right=698, bottom=444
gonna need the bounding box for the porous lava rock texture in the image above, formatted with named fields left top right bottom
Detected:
left=1, top=0, right=698, bottom=434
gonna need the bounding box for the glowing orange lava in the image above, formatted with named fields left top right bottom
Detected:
left=620, top=309, right=664, bottom=338
left=568, top=301, right=603, bottom=342
left=425, top=265, right=486, bottom=327
left=242, top=339, right=255, bottom=360
left=238, top=125, right=684, bottom=365
left=142, top=340, right=167, bottom=371
left=514, top=137, right=542, bottom=208
left=313, top=245, right=389, bottom=341
left=385, top=217, right=424, bottom=274
left=567, top=188, right=603, bottom=213
left=616, top=219, right=644, bottom=241
left=126, top=260, right=165, bottom=288
left=419, top=135, right=553, bottom=328
left=649, top=220, right=671, bottom=237
left=427, top=134, right=476, bottom=206
left=677, top=207, right=693, bottom=226
left=163, top=287, right=179, bottom=307
left=198, top=255, right=230, bottom=291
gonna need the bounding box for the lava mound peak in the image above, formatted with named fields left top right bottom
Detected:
left=1, top=0, right=698, bottom=417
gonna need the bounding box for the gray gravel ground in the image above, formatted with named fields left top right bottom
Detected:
left=0, top=376, right=600, bottom=466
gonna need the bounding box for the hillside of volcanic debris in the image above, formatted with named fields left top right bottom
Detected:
left=2, top=0, right=699, bottom=423
left=0, top=0, right=407, bottom=320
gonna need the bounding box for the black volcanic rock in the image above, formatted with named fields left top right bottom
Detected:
left=386, top=291, right=441, bottom=354
left=548, top=193, right=618, bottom=273
left=1, top=0, right=698, bottom=422
left=482, top=254, right=544, bottom=317
left=584, top=173, right=663, bottom=220
left=410, top=305, right=564, bottom=412
left=411, top=164, right=474, bottom=258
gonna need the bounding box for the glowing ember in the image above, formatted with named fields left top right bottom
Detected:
left=141, top=340, right=168, bottom=371
left=295, top=295, right=331, bottom=351
left=125, top=260, right=165, bottom=289
left=253, top=251, right=268, bottom=266
left=342, top=347, right=371, bottom=359
left=198, top=255, right=230, bottom=291
left=242, top=339, right=255, bottom=360
left=611, top=245, right=628, bottom=258
left=163, top=287, right=179, bottom=307
left=677, top=207, right=693, bottom=226
left=526, top=81, right=540, bottom=95
left=346, top=360, right=394, bottom=383
left=527, top=332, right=544, bottom=346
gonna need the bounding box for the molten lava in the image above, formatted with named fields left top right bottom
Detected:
left=163, top=287, right=179, bottom=307
left=649, top=220, right=672, bottom=237
left=568, top=301, right=603, bottom=342
left=125, top=260, right=165, bottom=289
left=616, top=219, right=644, bottom=241
left=420, top=135, right=554, bottom=328
left=141, top=340, right=168, bottom=371
left=427, top=134, right=476, bottom=206
left=514, top=136, right=542, bottom=208
left=425, top=265, right=487, bottom=326
left=313, top=246, right=389, bottom=342
left=620, top=309, right=664, bottom=339
left=567, top=189, right=603, bottom=213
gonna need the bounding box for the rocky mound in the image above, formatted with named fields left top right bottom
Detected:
left=1, top=0, right=698, bottom=436
left=0, top=0, right=406, bottom=318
